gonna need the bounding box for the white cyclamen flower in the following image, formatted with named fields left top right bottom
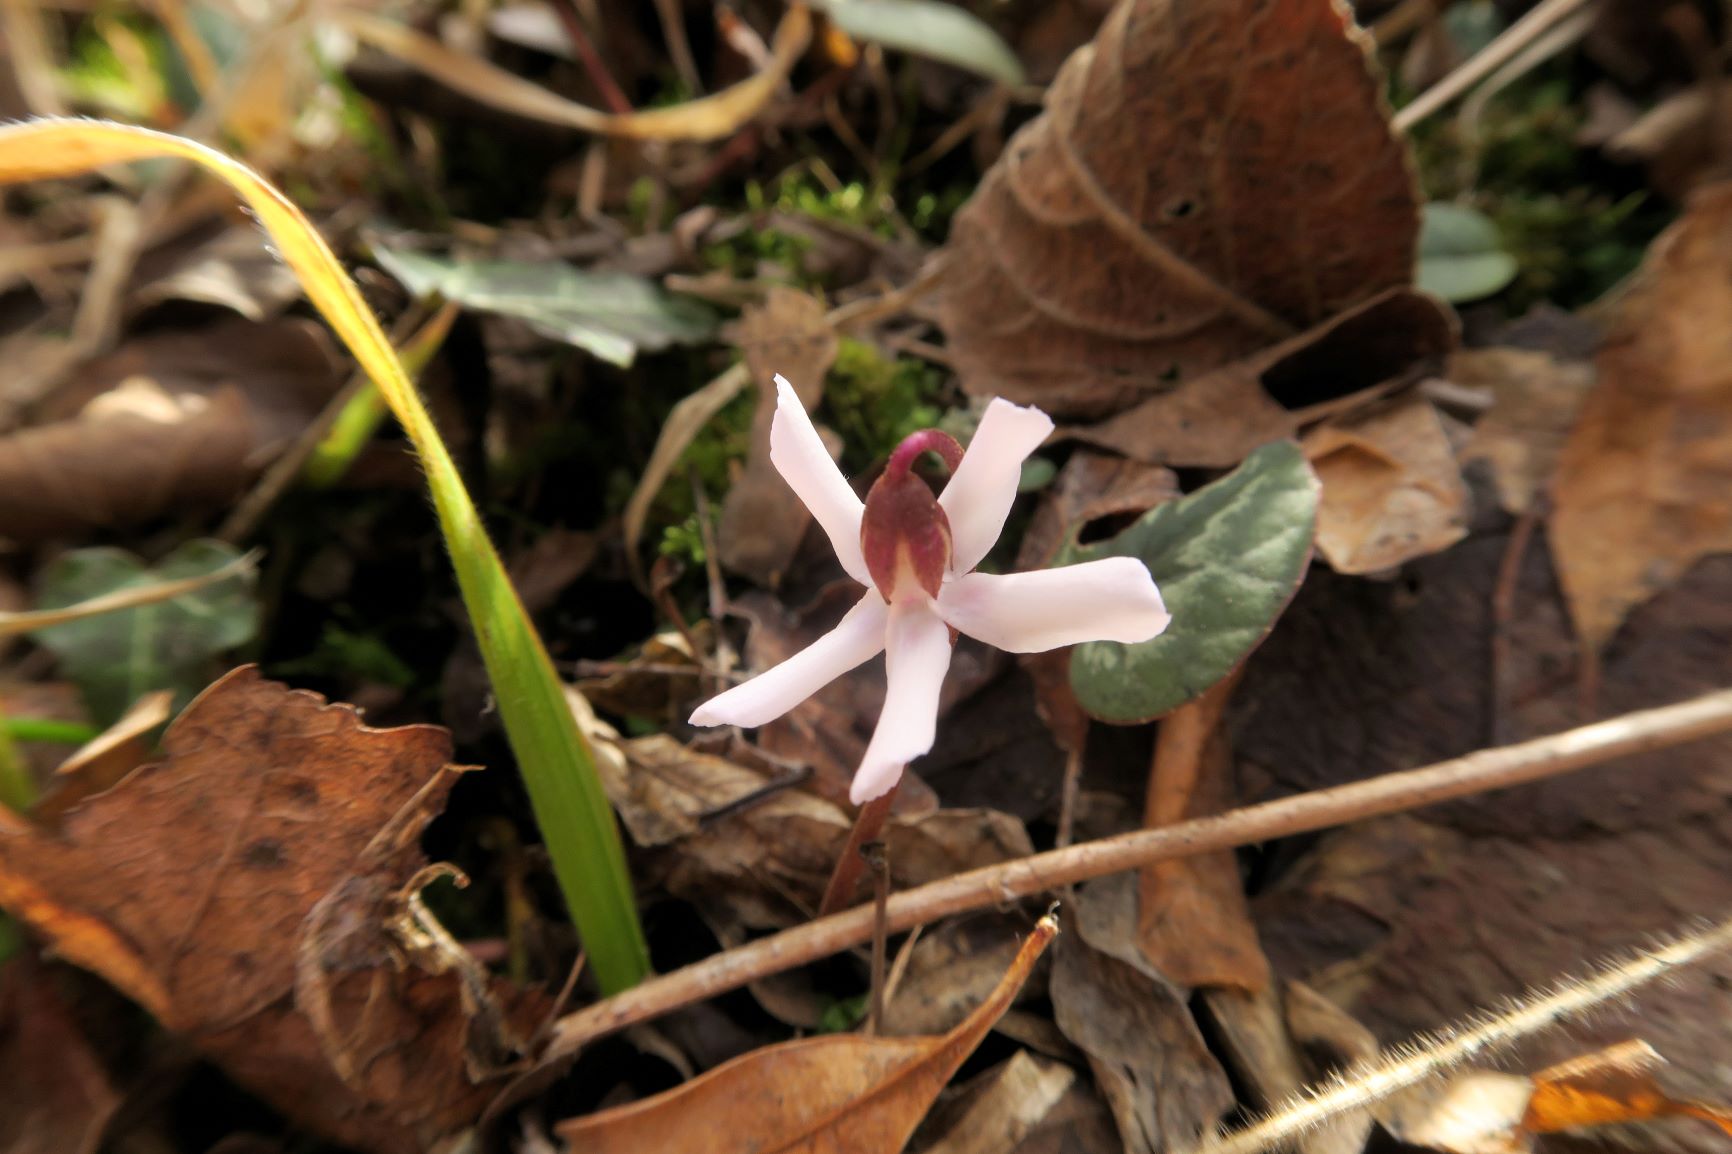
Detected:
left=691, top=377, right=1170, bottom=804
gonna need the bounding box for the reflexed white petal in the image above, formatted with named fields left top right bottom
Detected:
left=938, top=398, right=1055, bottom=575
left=850, top=599, right=954, bottom=804
left=768, top=374, right=870, bottom=584
left=936, top=559, right=1170, bottom=653
left=690, top=593, right=888, bottom=728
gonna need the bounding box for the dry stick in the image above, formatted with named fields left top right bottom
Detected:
left=548, top=0, right=633, bottom=115
left=544, top=686, right=1732, bottom=1062
left=1391, top=0, right=1596, bottom=133
left=863, top=841, right=890, bottom=1036
left=818, top=786, right=899, bottom=915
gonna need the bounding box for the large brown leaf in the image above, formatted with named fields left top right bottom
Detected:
left=554, top=913, right=1057, bottom=1154
left=1549, top=181, right=1732, bottom=653
left=0, top=667, right=541, bottom=1154
left=937, top=0, right=1418, bottom=419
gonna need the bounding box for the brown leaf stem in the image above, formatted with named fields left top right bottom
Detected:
left=541, top=687, right=1732, bottom=1064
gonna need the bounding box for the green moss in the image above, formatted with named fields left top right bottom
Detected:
left=1405, top=70, right=1669, bottom=310
left=822, top=338, right=945, bottom=473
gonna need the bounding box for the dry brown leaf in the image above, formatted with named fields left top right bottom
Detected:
left=1524, top=1040, right=1732, bottom=1139
left=0, top=667, right=541, bottom=1154
left=717, top=288, right=841, bottom=586
left=554, top=913, right=1058, bottom=1154
left=0, top=956, right=120, bottom=1154
left=937, top=0, right=1419, bottom=419
left=1068, top=289, right=1455, bottom=466
left=1050, top=928, right=1236, bottom=1154
left=1549, top=181, right=1732, bottom=653
left=918, top=1052, right=1077, bottom=1154
left=882, top=913, right=1035, bottom=1037
left=1305, top=394, right=1470, bottom=574
left=578, top=694, right=1034, bottom=930
left=1454, top=347, right=1595, bottom=515
left=1361, top=1040, right=1732, bottom=1154
left=1137, top=676, right=1269, bottom=992
left=0, top=319, right=342, bottom=542
left=32, top=689, right=172, bottom=826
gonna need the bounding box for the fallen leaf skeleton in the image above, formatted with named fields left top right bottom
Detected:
left=692, top=377, right=1171, bottom=803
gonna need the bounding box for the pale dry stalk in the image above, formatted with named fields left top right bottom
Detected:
left=542, top=686, right=1732, bottom=1062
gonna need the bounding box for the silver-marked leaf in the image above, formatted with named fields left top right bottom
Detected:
left=32, top=539, right=258, bottom=725
left=1064, top=441, right=1318, bottom=723
left=372, top=247, right=717, bottom=367
left=812, top=0, right=1024, bottom=84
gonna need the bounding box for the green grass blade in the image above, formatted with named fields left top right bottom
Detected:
left=0, top=118, right=651, bottom=992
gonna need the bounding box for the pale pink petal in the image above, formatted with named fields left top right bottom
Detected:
left=936, top=559, right=1170, bottom=653
left=850, top=599, right=954, bottom=804
left=690, top=593, right=887, bottom=728
left=769, top=374, right=870, bottom=585
left=938, top=398, right=1055, bottom=575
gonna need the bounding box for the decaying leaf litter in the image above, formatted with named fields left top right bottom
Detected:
left=2, top=0, right=1732, bottom=1151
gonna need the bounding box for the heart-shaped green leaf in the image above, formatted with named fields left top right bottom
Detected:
left=1063, top=441, right=1318, bottom=723
left=32, top=539, right=258, bottom=725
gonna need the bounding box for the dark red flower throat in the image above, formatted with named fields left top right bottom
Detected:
left=860, top=429, right=963, bottom=603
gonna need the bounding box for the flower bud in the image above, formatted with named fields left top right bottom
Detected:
left=860, top=429, right=963, bottom=603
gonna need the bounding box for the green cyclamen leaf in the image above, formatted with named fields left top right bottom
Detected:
left=1064, top=440, right=1319, bottom=724
left=372, top=247, right=717, bottom=367
left=32, top=539, right=258, bottom=725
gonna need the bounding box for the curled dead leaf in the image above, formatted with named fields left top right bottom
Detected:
left=938, top=0, right=1419, bottom=419
left=0, top=667, right=542, bottom=1154
left=554, top=913, right=1058, bottom=1154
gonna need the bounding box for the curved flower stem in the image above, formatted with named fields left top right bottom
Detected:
left=818, top=785, right=899, bottom=916
left=539, top=686, right=1732, bottom=1064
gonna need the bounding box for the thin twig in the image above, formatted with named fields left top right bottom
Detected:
left=1392, top=0, right=1596, bottom=133
left=542, top=686, right=1732, bottom=1061
left=1054, top=740, right=1086, bottom=850
left=864, top=841, right=890, bottom=1036
left=653, top=0, right=703, bottom=96
left=548, top=0, right=633, bottom=114
left=1489, top=500, right=1543, bottom=745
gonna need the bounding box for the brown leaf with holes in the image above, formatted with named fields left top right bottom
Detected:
left=717, top=287, right=841, bottom=586
left=1549, top=181, right=1732, bottom=653
left=1068, top=289, right=1455, bottom=467
left=0, top=666, right=541, bottom=1154
left=555, top=915, right=1057, bottom=1154
left=0, top=319, right=342, bottom=542
left=1305, top=395, right=1470, bottom=574
left=937, top=0, right=1418, bottom=419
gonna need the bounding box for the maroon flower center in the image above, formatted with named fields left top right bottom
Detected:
left=860, top=429, right=963, bottom=603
